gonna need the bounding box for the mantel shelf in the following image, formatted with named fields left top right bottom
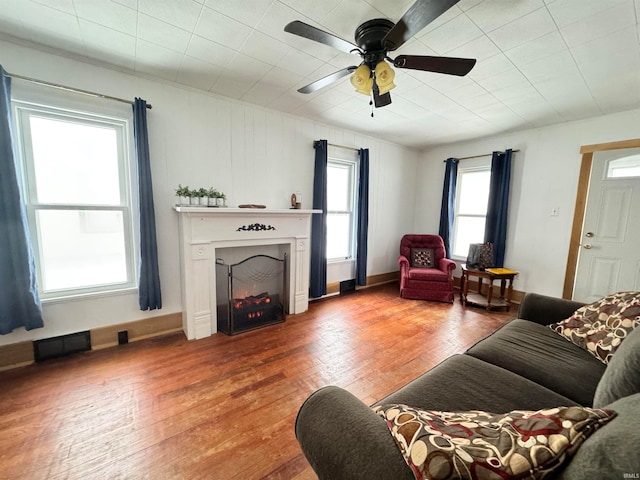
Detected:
left=174, top=206, right=321, bottom=215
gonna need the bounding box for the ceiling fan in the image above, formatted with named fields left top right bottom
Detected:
left=284, top=0, right=476, bottom=108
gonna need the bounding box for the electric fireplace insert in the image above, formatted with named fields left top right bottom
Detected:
left=215, top=254, right=287, bottom=335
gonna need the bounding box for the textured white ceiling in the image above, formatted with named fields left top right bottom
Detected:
left=0, top=0, right=639, bottom=149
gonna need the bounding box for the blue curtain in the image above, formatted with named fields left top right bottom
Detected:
left=309, top=140, right=327, bottom=298
left=484, top=149, right=512, bottom=267
left=438, top=158, right=458, bottom=258
left=356, top=148, right=369, bottom=286
left=0, top=66, right=44, bottom=334
left=133, top=98, right=162, bottom=310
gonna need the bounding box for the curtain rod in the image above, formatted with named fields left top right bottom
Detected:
left=6, top=72, right=152, bottom=109
left=314, top=141, right=359, bottom=152
left=443, top=149, right=519, bottom=162
left=330, top=143, right=359, bottom=152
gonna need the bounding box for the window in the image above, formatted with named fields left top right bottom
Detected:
left=326, top=153, right=358, bottom=261
left=607, top=154, right=640, bottom=178
left=451, top=159, right=491, bottom=259
left=13, top=102, right=136, bottom=299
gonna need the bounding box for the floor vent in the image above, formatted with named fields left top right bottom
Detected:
left=33, top=331, right=91, bottom=362
left=340, top=279, right=356, bottom=295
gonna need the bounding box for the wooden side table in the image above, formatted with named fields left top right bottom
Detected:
left=460, top=264, right=518, bottom=311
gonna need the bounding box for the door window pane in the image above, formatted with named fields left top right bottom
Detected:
left=607, top=155, right=640, bottom=178
left=36, top=210, right=128, bottom=291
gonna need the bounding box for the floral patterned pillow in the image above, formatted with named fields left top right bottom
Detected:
left=372, top=404, right=615, bottom=480
left=549, top=291, right=640, bottom=364
left=410, top=248, right=435, bottom=268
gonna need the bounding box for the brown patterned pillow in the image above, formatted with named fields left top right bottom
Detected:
left=373, top=404, right=615, bottom=480
left=549, top=291, right=640, bottom=364
left=411, top=248, right=435, bottom=268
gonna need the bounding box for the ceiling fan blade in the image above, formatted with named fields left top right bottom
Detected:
left=285, top=21, right=359, bottom=55
left=383, top=0, right=460, bottom=51
left=297, top=67, right=358, bottom=94
left=393, top=54, right=476, bottom=76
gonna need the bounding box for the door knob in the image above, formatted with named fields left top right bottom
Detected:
left=585, top=232, right=594, bottom=238
left=581, top=243, right=592, bottom=249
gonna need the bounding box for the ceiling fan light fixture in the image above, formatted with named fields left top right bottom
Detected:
left=374, top=61, right=396, bottom=95
left=350, top=64, right=373, bottom=95
left=285, top=1, right=477, bottom=104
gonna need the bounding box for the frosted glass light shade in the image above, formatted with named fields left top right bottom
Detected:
left=374, top=61, right=396, bottom=94
left=350, top=65, right=373, bottom=95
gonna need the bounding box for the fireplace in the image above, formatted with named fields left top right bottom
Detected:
left=174, top=207, right=319, bottom=340
left=216, top=254, right=287, bottom=334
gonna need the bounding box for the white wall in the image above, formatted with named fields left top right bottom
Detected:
left=0, top=38, right=419, bottom=346
left=415, top=108, right=640, bottom=297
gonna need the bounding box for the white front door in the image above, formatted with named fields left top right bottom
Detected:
left=573, top=148, right=640, bottom=302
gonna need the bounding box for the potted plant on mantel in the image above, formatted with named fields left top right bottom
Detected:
left=216, top=190, right=226, bottom=207
left=196, top=187, right=208, bottom=206
left=176, top=185, right=227, bottom=207
left=175, top=184, right=190, bottom=205
left=206, top=187, right=227, bottom=207
left=207, top=187, right=219, bottom=207
left=188, top=188, right=198, bottom=205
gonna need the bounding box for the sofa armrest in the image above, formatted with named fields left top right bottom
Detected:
left=398, top=255, right=409, bottom=268
left=295, top=386, right=413, bottom=480
left=518, top=293, right=585, bottom=325
left=439, top=257, right=456, bottom=275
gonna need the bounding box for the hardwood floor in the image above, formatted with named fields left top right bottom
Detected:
left=0, top=283, right=515, bottom=480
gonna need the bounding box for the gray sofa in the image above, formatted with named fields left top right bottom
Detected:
left=295, top=292, right=640, bottom=479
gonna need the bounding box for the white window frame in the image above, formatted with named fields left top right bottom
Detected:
left=606, top=154, right=640, bottom=179
left=451, top=158, right=491, bottom=260
left=326, top=155, right=358, bottom=263
left=12, top=100, right=138, bottom=301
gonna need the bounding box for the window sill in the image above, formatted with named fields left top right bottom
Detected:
left=41, top=287, right=138, bottom=305
left=328, top=258, right=355, bottom=265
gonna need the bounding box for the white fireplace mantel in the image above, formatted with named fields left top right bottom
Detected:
left=174, top=207, right=320, bottom=339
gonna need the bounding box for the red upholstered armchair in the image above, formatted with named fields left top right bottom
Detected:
left=398, top=234, right=456, bottom=303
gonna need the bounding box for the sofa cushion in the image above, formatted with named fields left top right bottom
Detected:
left=407, top=268, right=449, bottom=282
left=465, top=320, right=606, bottom=406
left=373, top=403, right=615, bottom=480
left=548, top=291, right=640, bottom=364
left=593, top=325, right=640, bottom=408
left=557, top=393, right=640, bottom=480
left=375, top=354, right=579, bottom=413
